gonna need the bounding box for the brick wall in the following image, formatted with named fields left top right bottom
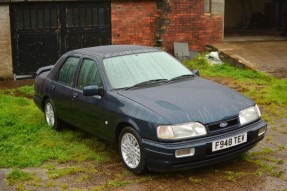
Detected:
left=111, top=1, right=159, bottom=46
left=0, top=5, right=13, bottom=79
left=111, top=0, right=224, bottom=53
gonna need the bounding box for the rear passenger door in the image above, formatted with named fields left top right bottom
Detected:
left=71, top=58, right=106, bottom=137
left=50, top=56, right=80, bottom=124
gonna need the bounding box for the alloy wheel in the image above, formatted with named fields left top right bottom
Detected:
left=121, top=133, right=141, bottom=168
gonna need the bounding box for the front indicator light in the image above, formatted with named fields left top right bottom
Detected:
left=258, top=126, right=266, bottom=136
left=175, top=148, right=195, bottom=158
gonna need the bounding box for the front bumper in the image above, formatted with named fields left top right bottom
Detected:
left=142, top=119, right=267, bottom=172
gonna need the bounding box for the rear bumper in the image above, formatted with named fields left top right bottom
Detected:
left=142, top=119, right=267, bottom=172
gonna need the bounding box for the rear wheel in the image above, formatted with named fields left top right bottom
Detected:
left=119, top=127, right=146, bottom=174
left=44, top=99, right=60, bottom=130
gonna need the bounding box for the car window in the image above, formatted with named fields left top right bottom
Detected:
left=57, top=57, right=80, bottom=86
left=103, top=52, right=192, bottom=89
left=77, top=59, right=102, bottom=90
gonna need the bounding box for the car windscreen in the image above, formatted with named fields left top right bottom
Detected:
left=103, top=52, right=192, bottom=89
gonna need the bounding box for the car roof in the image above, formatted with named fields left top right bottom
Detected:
left=69, top=45, right=161, bottom=59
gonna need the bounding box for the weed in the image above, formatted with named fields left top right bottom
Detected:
left=188, top=177, right=201, bottom=183
left=6, top=169, right=34, bottom=186
left=44, top=180, right=56, bottom=188
left=255, top=171, right=263, bottom=177
left=243, top=149, right=285, bottom=179
left=72, top=189, right=88, bottom=191
left=270, top=171, right=284, bottom=178
left=75, top=174, right=90, bottom=183
left=26, top=176, right=42, bottom=188
left=277, top=145, right=286, bottom=150
left=279, top=130, right=287, bottom=135
left=224, top=171, right=244, bottom=182
left=48, top=166, right=85, bottom=179
left=249, top=147, right=274, bottom=157
left=61, top=183, right=69, bottom=189
left=107, top=179, right=128, bottom=188
left=16, top=183, right=25, bottom=191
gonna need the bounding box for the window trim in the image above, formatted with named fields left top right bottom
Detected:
left=75, top=57, right=103, bottom=91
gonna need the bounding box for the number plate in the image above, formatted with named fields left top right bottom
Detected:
left=212, top=133, right=247, bottom=152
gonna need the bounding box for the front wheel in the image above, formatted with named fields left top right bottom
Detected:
left=119, top=127, right=146, bottom=174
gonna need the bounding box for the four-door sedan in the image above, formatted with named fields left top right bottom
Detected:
left=34, top=45, right=267, bottom=174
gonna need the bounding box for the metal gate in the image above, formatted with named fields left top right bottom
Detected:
left=10, top=2, right=111, bottom=76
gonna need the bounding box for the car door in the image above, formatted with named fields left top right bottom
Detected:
left=49, top=56, right=80, bottom=125
left=71, top=58, right=106, bottom=137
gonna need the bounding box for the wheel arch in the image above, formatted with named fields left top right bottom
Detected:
left=42, top=95, right=50, bottom=111
left=115, top=121, right=140, bottom=144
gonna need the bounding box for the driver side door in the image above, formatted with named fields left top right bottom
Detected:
left=71, top=58, right=106, bottom=137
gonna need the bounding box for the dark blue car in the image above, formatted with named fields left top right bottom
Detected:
left=34, top=45, right=267, bottom=174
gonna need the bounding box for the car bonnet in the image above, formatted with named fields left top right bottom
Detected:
left=117, top=77, right=255, bottom=125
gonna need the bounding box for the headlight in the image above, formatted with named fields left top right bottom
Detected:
left=157, top=122, right=207, bottom=140
left=239, top=105, right=261, bottom=126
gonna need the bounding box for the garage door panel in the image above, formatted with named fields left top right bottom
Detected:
left=18, top=34, right=59, bottom=74
left=64, top=33, right=83, bottom=51
left=64, top=31, right=111, bottom=52
left=11, top=2, right=111, bottom=75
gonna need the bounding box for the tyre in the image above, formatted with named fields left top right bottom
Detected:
left=44, top=99, right=61, bottom=130
left=119, top=127, right=146, bottom=174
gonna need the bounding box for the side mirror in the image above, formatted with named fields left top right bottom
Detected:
left=192, top=69, right=200, bottom=76
left=83, top=86, right=104, bottom=96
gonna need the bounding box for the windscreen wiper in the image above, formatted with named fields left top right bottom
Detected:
left=125, top=79, right=168, bottom=90
left=165, top=74, right=195, bottom=83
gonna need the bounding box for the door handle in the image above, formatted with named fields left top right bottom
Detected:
left=73, top=92, right=78, bottom=98
left=51, top=85, right=56, bottom=90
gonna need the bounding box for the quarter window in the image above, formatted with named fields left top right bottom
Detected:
left=77, top=59, right=102, bottom=90
left=57, top=57, right=80, bottom=86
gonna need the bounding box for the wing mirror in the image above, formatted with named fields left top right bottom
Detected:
left=83, top=86, right=104, bottom=97
left=192, top=69, right=200, bottom=76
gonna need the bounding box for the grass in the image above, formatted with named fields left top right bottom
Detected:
left=0, top=92, right=110, bottom=168
left=17, top=85, right=34, bottom=96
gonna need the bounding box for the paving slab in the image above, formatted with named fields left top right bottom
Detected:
left=208, top=41, right=287, bottom=78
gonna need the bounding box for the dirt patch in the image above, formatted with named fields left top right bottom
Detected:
left=1, top=90, right=33, bottom=99
left=0, top=79, right=34, bottom=99
left=3, top=157, right=285, bottom=191
left=0, top=79, right=34, bottom=90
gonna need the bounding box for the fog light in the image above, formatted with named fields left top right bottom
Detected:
left=258, top=126, right=266, bottom=136
left=175, top=148, right=195, bottom=158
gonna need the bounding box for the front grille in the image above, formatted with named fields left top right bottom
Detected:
left=206, top=117, right=240, bottom=133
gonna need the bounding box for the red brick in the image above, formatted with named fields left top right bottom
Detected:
left=111, top=0, right=223, bottom=53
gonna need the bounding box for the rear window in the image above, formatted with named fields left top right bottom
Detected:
left=57, top=57, right=80, bottom=86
